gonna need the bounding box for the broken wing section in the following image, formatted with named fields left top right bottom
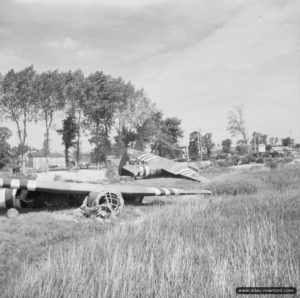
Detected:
left=119, top=148, right=164, bottom=178
left=162, top=163, right=210, bottom=183
left=120, top=148, right=210, bottom=183
left=0, top=177, right=211, bottom=210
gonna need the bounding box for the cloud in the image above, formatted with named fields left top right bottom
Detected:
left=76, top=47, right=97, bottom=58
left=11, top=0, right=170, bottom=7
left=44, top=37, right=97, bottom=59
left=45, top=37, right=81, bottom=51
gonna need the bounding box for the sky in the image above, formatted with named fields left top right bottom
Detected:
left=0, top=0, right=299, bottom=152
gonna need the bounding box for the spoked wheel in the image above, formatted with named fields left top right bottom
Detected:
left=84, top=189, right=124, bottom=219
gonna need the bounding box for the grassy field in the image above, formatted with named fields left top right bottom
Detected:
left=1, top=165, right=299, bottom=297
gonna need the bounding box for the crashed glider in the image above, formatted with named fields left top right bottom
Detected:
left=119, top=148, right=210, bottom=183
left=0, top=177, right=211, bottom=209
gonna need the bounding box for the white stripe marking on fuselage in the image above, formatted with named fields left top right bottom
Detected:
left=139, top=166, right=144, bottom=177
left=162, top=188, right=170, bottom=195
left=10, top=179, right=21, bottom=189
left=138, top=154, right=150, bottom=160
left=177, top=169, right=194, bottom=175
left=27, top=180, right=37, bottom=191
left=153, top=188, right=161, bottom=195
left=144, top=166, right=150, bottom=177
left=143, top=156, right=156, bottom=162
left=0, top=189, right=6, bottom=208
left=171, top=188, right=179, bottom=195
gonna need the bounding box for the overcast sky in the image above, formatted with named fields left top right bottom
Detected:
left=0, top=0, right=299, bottom=151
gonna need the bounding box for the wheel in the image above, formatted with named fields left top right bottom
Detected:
left=7, top=208, right=19, bottom=218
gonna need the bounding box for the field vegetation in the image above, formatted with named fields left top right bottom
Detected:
left=1, top=165, right=299, bottom=297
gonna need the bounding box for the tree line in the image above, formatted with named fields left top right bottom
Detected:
left=0, top=66, right=184, bottom=171
left=0, top=68, right=298, bottom=170
left=188, top=105, right=298, bottom=161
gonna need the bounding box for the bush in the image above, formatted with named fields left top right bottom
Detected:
left=265, top=158, right=278, bottom=169
left=255, top=156, right=264, bottom=163
left=215, top=160, right=234, bottom=167
left=240, top=154, right=257, bottom=165
left=214, top=152, right=228, bottom=160
left=215, top=155, right=240, bottom=167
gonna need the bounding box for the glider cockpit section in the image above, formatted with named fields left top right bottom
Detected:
left=119, top=148, right=210, bottom=183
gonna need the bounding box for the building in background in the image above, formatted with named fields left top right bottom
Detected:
left=27, top=151, right=65, bottom=170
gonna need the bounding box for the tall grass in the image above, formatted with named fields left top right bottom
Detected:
left=4, top=195, right=300, bottom=296
left=2, top=165, right=300, bottom=297
left=209, top=164, right=300, bottom=195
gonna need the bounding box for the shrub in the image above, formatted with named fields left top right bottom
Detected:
left=240, top=154, right=257, bottom=165
left=255, top=156, right=264, bottom=163
left=265, top=159, right=278, bottom=169
left=215, top=160, right=234, bottom=167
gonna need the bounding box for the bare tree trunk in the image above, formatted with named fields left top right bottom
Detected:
left=21, top=152, right=26, bottom=173
left=21, top=116, right=27, bottom=173
left=45, top=127, right=50, bottom=172
left=76, top=131, right=80, bottom=170
left=43, top=111, right=53, bottom=172
left=65, top=146, right=69, bottom=169
left=243, top=132, right=249, bottom=153
left=96, top=122, right=100, bottom=170
left=76, top=111, right=81, bottom=170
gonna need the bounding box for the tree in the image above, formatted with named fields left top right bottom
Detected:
left=0, top=66, right=36, bottom=172
left=227, top=104, right=248, bottom=146
left=251, top=132, right=268, bottom=153
left=117, top=126, right=137, bottom=148
left=0, top=127, right=12, bottom=169
left=282, top=137, right=293, bottom=147
left=236, top=139, right=248, bottom=155
left=114, top=80, right=134, bottom=147
left=133, top=109, right=163, bottom=152
left=114, top=82, right=156, bottom=152
left=270, top=137, right=279, bottom=146
left=57, top=115, right=78, bottom=168
left=63, top=70, right=86, bottom=168
left=202, top=133, right=214, bottom=158
left=35, top=70, right=65, bottom=170
left=188, top=131, right=200, bottom=160
left=84, top=72, right=116, bottom=165
left=222, top=138, right=232, bottom=153
left=152, top=117, right=184, bottom=158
